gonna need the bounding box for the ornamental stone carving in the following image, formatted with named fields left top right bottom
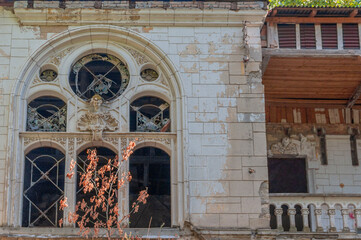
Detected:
left=77, top=94, right=119, bottom=141
left=268, top=133, right=317, bottom=161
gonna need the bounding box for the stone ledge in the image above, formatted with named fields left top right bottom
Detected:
left=14, top=1, right=266, bottom=10
left=0, top=227, right=181, bottom=238
left=13, top=7, right=266, bottom=27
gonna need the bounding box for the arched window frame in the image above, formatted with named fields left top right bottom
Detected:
left=8, top=27, right=184, bottom=233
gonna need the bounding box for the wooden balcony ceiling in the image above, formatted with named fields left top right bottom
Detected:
left=263, top=56, right=361, bottom=108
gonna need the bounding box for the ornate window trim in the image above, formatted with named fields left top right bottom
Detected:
left=7, top=26, right=185, bottom=231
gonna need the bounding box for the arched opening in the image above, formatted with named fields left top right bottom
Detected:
left=22, top=147, right=65, bottom=227
left=130, top=96, right=170, bottom=132
left=129, top=147, right=171, bottom=228
left=26, top=96, right=66, bottom=132
left=76, top=147, right=117, bottom=227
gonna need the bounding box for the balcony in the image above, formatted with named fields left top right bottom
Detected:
left=270, top=194, right=361, bottom=234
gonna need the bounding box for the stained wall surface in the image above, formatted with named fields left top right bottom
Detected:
left=0, top=1, right=268, bottom=231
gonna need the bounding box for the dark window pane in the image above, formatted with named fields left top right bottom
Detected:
left=300, top=24, right=316, bottom=49
left=69, top=53, right=129, bottom=101
left=22, top=147, right=65, bottom=227
left=76, top=147, right=117, bottom=227
left=129, top=147, right=171, bottom=228
left=268, top=158, right=307, bottom=193
left=130, top=96, right=170, bottom=132
left=278, top=24, right=296, bottom=48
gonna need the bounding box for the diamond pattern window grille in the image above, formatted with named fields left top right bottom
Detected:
left=22, top=147, right=65, bottom=227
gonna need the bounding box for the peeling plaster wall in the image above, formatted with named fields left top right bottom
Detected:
left=267, top=124, right=361, bottom=195
left=0, top=5, right=268, bottom=230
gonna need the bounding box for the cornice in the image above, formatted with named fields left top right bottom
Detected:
left=14, top=7, right=266, bottom=27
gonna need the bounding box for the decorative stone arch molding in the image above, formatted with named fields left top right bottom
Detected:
left=6, top=25, right=186, bottom=228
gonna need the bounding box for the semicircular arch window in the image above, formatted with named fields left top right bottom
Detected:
left=27, top=96, right=66, bottom=132
left=130, top=96, right=170, bottom=132
left=69, top=53, right=129, bottom=101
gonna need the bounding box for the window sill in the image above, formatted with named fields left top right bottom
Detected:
left=0, top=227, right=180, bottom=239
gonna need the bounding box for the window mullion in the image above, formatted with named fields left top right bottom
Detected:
left=63, top=137, right=76, bottom=227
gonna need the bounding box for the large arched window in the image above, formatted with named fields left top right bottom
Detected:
left=129, top=147, right=171, bottom=227
left=22, top=147, right=65, bottom=227
left=26, top=96, right=66, bottom=132
left=14, top=33, right=182, bottom=230
left=130, top=96, right=170, bottom=132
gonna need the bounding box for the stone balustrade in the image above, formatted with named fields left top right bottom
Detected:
left=269, top=194, right=361, bottom=233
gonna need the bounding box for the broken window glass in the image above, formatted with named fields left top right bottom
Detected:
left=130, top=96, right=170, bottom=132
left=129, top=147, right=171, bottom=228
left=26, top=96, right=66, bottom=132
left=69, top=53, right=129, bottom=101
left=22, top=147, right=65, bottom=227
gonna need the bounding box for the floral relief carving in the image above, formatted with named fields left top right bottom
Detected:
left=103, top=137, right=119, bottom=148
left=23, top=136, right=66, bottom=148
left=128, top=136, right=171, bottom=147
left=268, top=134, right=317, bottom=161
left=77, top=94, right=119, bottom=141
left=124, top=47, right=149, bottom=66
left=68, top=138, right=75, bottom=157
left=49, top=47, right=74, bottom=66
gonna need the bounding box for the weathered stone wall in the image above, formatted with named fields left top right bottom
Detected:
left=267, top=123, right=361, bottom=194
left=0, top=2, right=268, bottom=232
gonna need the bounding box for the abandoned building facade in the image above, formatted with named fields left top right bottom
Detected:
left=0, top=0, right=360, bottom=239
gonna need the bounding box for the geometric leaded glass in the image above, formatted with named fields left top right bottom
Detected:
left=26, top=96, right=66, bottom=132
left=22, top=147, right=65, bottom=227
left=69, top=53, right=129, bottom=101
left=130, top=96, right=170, bottom=132
left=140, top=68, right=159, bottom=82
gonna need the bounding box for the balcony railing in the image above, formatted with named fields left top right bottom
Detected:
left=270, top=194, right=361, bottom=233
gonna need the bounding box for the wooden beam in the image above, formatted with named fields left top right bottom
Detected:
left=347, top=81, right=361, bottom=108
left=350, top=9, right=358, bottom=17
left=267, top=17, right=361, bottom=24
left=271, top=9, right=278, bottom=17
left=263, top=48, right=361, bottom=58
left=309, top=9, right=317, bottom=17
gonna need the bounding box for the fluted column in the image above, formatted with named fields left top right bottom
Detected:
left=275, top=208, right=284, bottom=231
left=315, top=209, right=324, bottom=232
left=328, top=209, right=337, bottom=232
left=288, top=208, right=297, bottom=232
left=342, top=209, right=350, bottom=232
left=301, top=208, right=310, bottom=232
